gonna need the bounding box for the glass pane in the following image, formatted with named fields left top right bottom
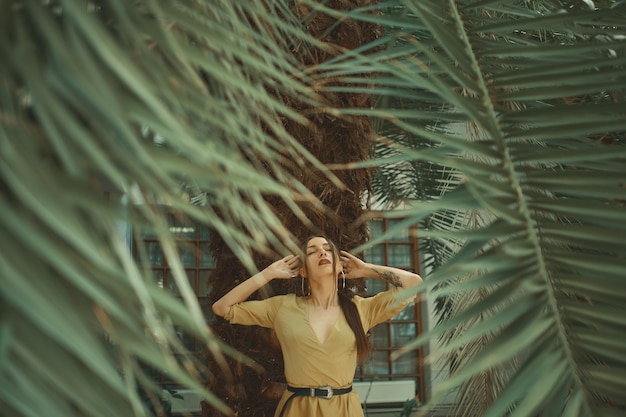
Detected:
left=392, top=304, right=416, bottom=321
left=370, top=324, right=389, bottom=348
left=199, top=298, right=214, bottom=322
left=199, top=243, right=216, bottom=267
left=194, top=338, right=209, bottom=352
left=390, top=323, right=416, bottom=348
left=387, top=219, right=410, bottom=241
left=186, top=270, right=197, bottom=292
left=388, top=244, right=412, bottom=268
left=177, top=328, right=196, bottom=352
left=167, top=269, right=197, bottom=295
left=166, top=272, right=178, bottom=295
left=152, top=270, right=164, bottom=289
left=362, top=350, right=389, bottom=376
left=365, top=244, right=384, bottom=266
left=145, top=242, right=163, bottom=266
left=165, top=271, right=194, bottom=295
left=369, top=219, right=384, bottom=238
left=366, top=278, right=387, bottom=294
left=178, top=242, right=196, bottom=267
left=198, top=270, right=212, bottom=296
left=392, top=350, right=417, bottom=374
left=139, top=227, right=158, bottom=239
left=199, top=225, right=211, bottom=240
left=168, top=216, right=196, bottom=239
left=135, top=248, right=146, bottom=265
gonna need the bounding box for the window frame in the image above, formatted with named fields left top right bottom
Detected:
left=132, top=213, right=216, bottom=385
left=355, top=215, right=425, bottom=402
left=133, top=212, right=425, bottom=400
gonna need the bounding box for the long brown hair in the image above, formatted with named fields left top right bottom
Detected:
left=298, top=236, right=372, bottom=363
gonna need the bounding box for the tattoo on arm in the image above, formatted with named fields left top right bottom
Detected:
left=371, top=268, right=402, bottom=287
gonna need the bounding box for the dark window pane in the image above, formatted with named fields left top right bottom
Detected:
left=166, top=272, right=178, bottom=295
left=186, top=270, right=197, bottom=293
left=199, top=225, right=211, bottom=240
left=387, top=219, right=411, bottom=241
left=167, top=269, right=198, bottom=295
left=370, top=324, right=389, bottom=347
left=365, top=244, right=385, bottom=266
left=168, top=216, right=196, bottom=239
left=152, top=270, right=164, bottom=289
left=200, top=299, right=214, bottom=322
left=199, top=243, right=215, bottom=267
left=178, top=242, right=196, bottom=267
left=177, top=328, right=196, bottom=352
left=392, top=304, right=416, bottom=321
left=198, top=270, right=211, bottom=296
left=392, top=350, right=417, bottom=374
left=390, top=323, right=416, bottom=348
left=171, top=226, right=196, bottom=239
left=145, top=242, right=163, bottom=266
left=164, top=271, right=195, bottom=295
left=388, top=244, right=412, bottom=268
left=366, top=278, right=387, bottom=294
left=369, top=219, right=384, bottom=238
left=362, top=350, right=389, bottom=376
left=140, top=228, right=158, bottom=239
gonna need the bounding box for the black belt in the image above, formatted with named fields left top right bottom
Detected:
left=277, top=385, right=352, bottom=417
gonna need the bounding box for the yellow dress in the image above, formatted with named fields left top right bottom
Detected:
left=225, top=287, right=412, bottom=417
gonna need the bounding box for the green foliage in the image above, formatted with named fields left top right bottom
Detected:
left=0, top=1, right=318, bottom=416
left=314, top=0, right=626, bottom=416
left=400, top=398, right=420, bottom=416
left=2, top=1, right=626, bottom=417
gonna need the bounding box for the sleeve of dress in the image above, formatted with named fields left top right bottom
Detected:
left=223, top=295, right=286, bottom=328
left=356, top=287, right=415, bottom=331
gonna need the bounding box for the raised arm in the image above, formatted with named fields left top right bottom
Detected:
left=212, top=255, right=300, bottom=318
left=341, top=251, right=422, bottom=289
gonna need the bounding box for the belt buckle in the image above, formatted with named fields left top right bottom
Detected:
left=319, top=386, right=333, bottom=399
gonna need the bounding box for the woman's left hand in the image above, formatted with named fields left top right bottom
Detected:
left=340, top=251, right=369, bottom=279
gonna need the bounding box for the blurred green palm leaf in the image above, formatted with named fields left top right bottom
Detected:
left=310, top=0, right=626, bottom=416
left=1, top=1, right=321, bottom=416
left=3, top=1, right=626, bottom=417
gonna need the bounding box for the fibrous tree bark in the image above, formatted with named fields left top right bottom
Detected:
left=203, top=1, right=381, bottom=416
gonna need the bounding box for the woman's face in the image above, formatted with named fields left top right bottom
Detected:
left=302, top=236, right=338, bottom=278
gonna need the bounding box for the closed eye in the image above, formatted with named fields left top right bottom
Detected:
left=306, top=245, right=331, bottom=256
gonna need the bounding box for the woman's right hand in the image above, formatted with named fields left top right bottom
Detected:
left=213, top=254, right=301, bottom=318
left=262, top=254, right=301, bottom=280
left=340, top=251, right=370, bottom=279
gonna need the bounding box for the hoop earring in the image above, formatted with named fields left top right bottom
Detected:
left=340, top=270, right=346, bottom=290
left=301, top=276, right=310, bottom=296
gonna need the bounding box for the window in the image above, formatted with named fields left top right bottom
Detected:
left=133, top=213, right=216, bottom=384
left=134, top=213, right=424, bottom=399
left=356, top=217, right=425, bottom=401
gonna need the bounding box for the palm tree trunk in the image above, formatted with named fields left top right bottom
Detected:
left=203, top=1, right=380, bottom=416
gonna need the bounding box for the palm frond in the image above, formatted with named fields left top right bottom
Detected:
left=312, top=0, right=626, bottom=416
left=1, top=1, right=322, bottom=416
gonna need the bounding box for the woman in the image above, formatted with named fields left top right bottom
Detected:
left=212, top=236, right=422, bottom=417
